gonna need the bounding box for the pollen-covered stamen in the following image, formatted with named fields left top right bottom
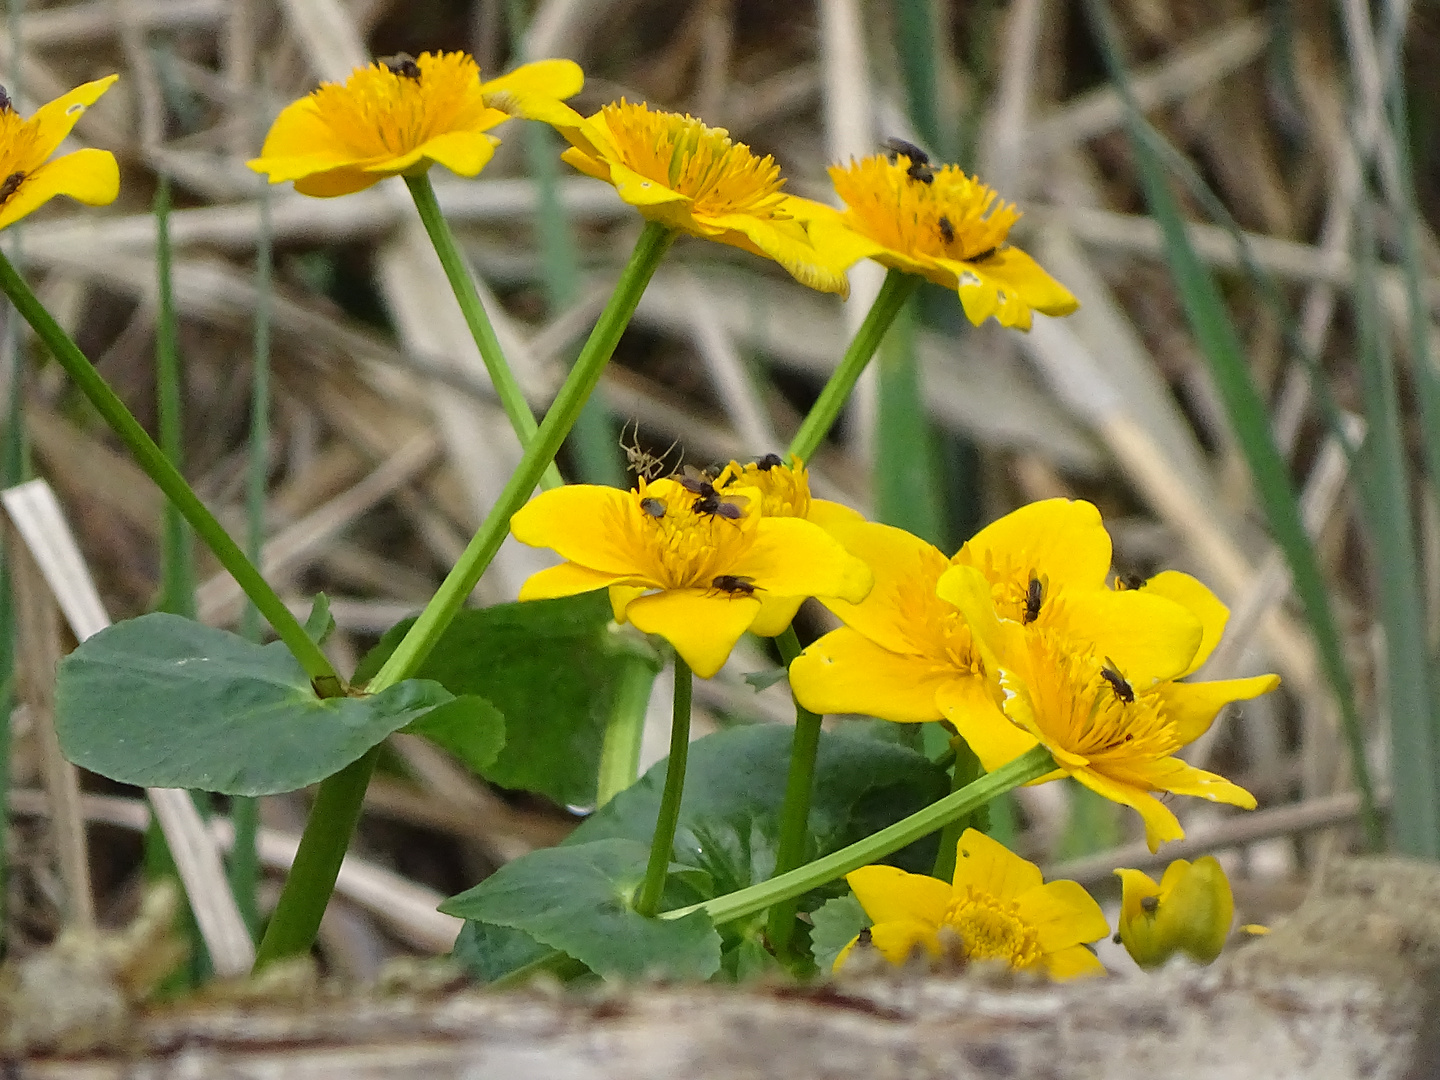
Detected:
left=716, top=457, right=811, bottom=519
left=943, top=890, right=1044, bottom=970
left=309, top=52, right=484, bottom=158
left=629, top=478, right=760, bottom=590
left=830, top=154, right=1020, bottom=262
left=600, top=101, right=790, bottom=220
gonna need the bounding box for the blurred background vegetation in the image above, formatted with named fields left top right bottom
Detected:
left=0, top=0, right=1431, bottom=977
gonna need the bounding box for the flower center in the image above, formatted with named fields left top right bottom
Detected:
left=829, top=154, right=1019, bottom=262
left=1021, top=631, right=1180, bottom=764
left=716, top=458, right=811, bottom=519
left=310, top=51, right=486, bottom=159
left=600, top=101, right=789, bottom=220
left=630, top=477, right=761, bottom=590
left=943, top=889, right=1043, bottom=970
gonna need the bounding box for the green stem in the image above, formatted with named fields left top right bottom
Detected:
left=252, top=749, right=378, bottom=968
left=154, top=176, right=195, bottom=618
left=635, top=657, right=692, bottom=917
left=664, top=745, right=1053, bottom=928
left=368, top=221, right=674, bottom=695
left=255, top=222, right=677, bottom=970
left=764, top=626, right=823, bottom=955
left=786, top=269, right=919, bottom=464
left=0, top=251, right=338, bottom=687
left=931, top=735, right=981, bottom=881
left=404, top=173, right=562, bottom=491
left=595, top=652, right=656, bottom=807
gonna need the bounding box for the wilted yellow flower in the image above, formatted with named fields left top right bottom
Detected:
left=0, top=76, right=119, bottom=231
left=249, top=52, right=582, bottom=196
left=553, top=100, right=860, bottom=295
left=510, top=476, right=871, bottom=677
left=711, top=455, right=863, bottom=634
left=1114, top=855, right=1234, bottom=968
left=940, top=564, right=1277, bottom=850
left=789, top=499, right=1202, bottom=727
left=805, top=152, right=1077, bottom=329
left=836, top=829, right=1108, bottom=979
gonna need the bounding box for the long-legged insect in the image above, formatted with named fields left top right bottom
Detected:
left=619, top=419, right=679, bottom=481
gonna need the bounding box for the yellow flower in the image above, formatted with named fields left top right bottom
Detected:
left=939, top=563, right=1277, bottom=850
left=1114, top=855, right=1234, bottom=968
left=248, top=53, right=582, bottom=197
left=0, top=76, right=119, bottom=232
left=711, top=455, right=864, bottom=634
left=807, top=152, right=1077, bottom=329
left=836, top=829, right=1108, bottom=979
left=509, top=476, right=872, bottom=678
left=553, top=100, right=859, bottom=296
left=789, top=499, right=1202, bottom=727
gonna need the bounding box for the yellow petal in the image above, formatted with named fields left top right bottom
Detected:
left=1071, top=766, right=1184, bottom=851
left=517, top=561, right=630, bottom=601
left=608, top=160, right=693, bottom=211
left=818, top=520, right=949, bottom=657
left=747, top=594, right=805, bottom=637
left=1127, top=756, right=1257, bottom=810
left=1042, top=944, right=1105, bottom=979
left=990, top=246, right=1080, bottom=317
left=868, top=918, right=943, bottom=965
left=624, top=588, right=758, bottom=678
left=1015, top=879, right=1110, bottom=953
left=718, top=212, right=855, bottom=297
left=846, top=865, right=950, bottom=929
left=1142, top=570, right=1229, bottom=676
left=1054, top=588, right=1203, bottom=690
left=510, top=485, right=642, bottom=576
left=956, top=269, right=1002, bottom=327
left=26, top=75, right=119, bottom=165
left=806, top=497, right=867, bottom=531
left=729, top=517, right=872, bottom=603
left=950, top=828, right=1042, bottom=901
left=609, top=584, right=647, bottom=621
left=293, top=166, right=383, bottom=197
left=380, top=130, right=498, bottom=177
left=0, top=148, right=117, bottom=230
left=249, top=99, right=355, bottom=181
left=1155, top=673, right=1281, bottom=745
left=559, top=144, right=612, bottom=182
left=788, top=627, right=949, bottom=722
left=956, top=498, right=1111, bottom=594
left=481, top=57, right=584, bottom=101
left=936, top=677, right=1037, bottom=770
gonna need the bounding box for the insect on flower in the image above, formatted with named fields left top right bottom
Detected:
left=0, top=84, right=11, bottom=112
left=1115, top=572, right=1147, bottom=590
left=883, top=136, right=933, bottom=183
left=711, top=574, right=759, bottom=597
left=378, top=52, right=422, bottom=80
left=1100, top=657, right=1135, bottom=704
left=1023, top=572, right=1045, bottom=625
left=640, top=497, right=666, bottom=519
left=619, top=419, right=678, bottom=481
left=0, top=171, right=24, bottom=204
left=681, top=466, right=748, bottom=521
left=937, top=215, right=954, bottom=245
left=754, top=453, right=784, bottom=470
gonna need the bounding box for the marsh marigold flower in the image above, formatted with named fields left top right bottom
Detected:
left=0, top=76, right=119, bottom=232
left=509, top=476, right=872, bottom=677
left=249, top=53, right=582, bottom=197
left=939, top=562, right=1278, bottom=850
left=807, top=151, right=1077, bottom=329
left=1114, top=856, right=1234, bottom=968
left=553, top=100, right=859, bottom=295
left=836, top=829, right=1108, bottom=979
left=789, top=499, right=1203, bottom=728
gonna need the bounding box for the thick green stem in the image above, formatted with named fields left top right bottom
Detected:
left=405, top=173, right=561, bottom=491
left=635, top=658, right=692, bottom=917
left=595, top=652, right=656, bottom=807
left=786, top=269, right=919, bottom=464
left=369, top=221, right=674, bottom=695
left=664, top=745, right=1054, bottom=928
left=764, top=626, right=823, bottom=955
left=253, top=749, right=377, bottom=968
left=931, top=735, right=982, bottom=881
left=0, top=250, right=337, bottom=686
left=256, top=222, right=676, bottom=969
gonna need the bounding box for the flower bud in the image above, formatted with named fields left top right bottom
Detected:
left=1114, top=855, right=1234, bottom=969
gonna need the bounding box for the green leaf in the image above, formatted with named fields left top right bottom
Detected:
left=355, top=592, right=660, bottom=806
left=304, top=593, right=335, bottom=647
left=569, top=725, right=949, bottom=902
left=403, top=695, right=506, bottom=774
left=808, top=892, right=869, bottom=974
left=450, top=919, right=554, bottom=984
left=56, top=613, right=450, bottom=795
left=743, top=667, right=789, bottom=692
left=441, top=838, right=721, bottom=980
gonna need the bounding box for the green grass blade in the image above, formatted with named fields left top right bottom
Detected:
left=874, top=293, right=944, bottom=544
left=1082, top=0, right=1383, bottom=849
left=154, top=177, right=194, bottom=619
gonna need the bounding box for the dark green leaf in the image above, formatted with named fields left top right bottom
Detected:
left=569, top=725, right=949, bottom=902
left=743, top=667, right=789, bottom=691
left=808, top=892, right=869, bottom=974
left=441, top=838, right=721, bottom=980
left=403, top=695, right=506, bottom=774
left=450, top=920, right=554, bottom=984
left=720, top=935, right=786, bottom=981
left=56, top=613, right=450, bottom=795
left=355, top=592, right=660, bottom=806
